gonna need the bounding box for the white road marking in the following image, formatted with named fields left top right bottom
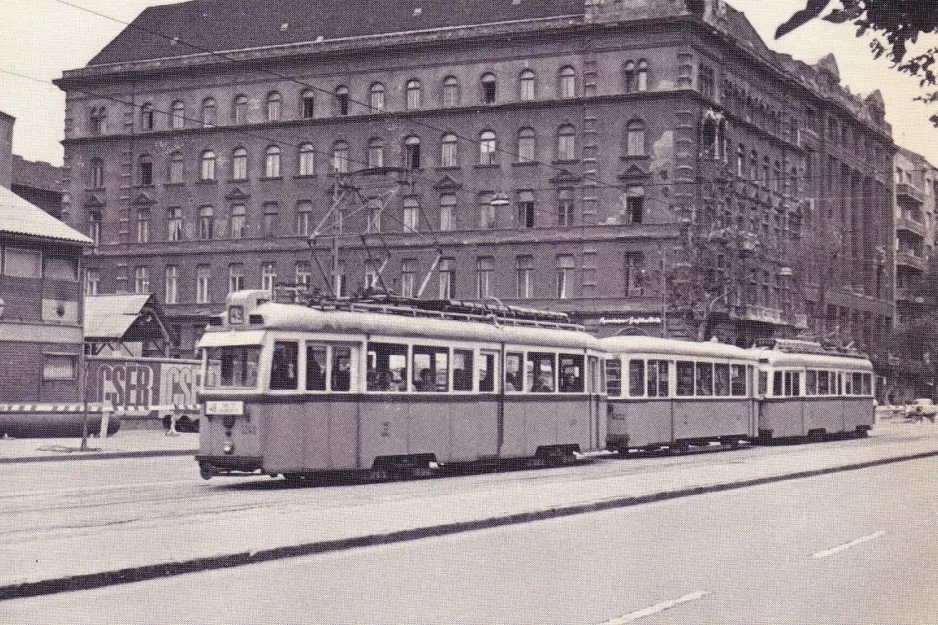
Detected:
left=599, top=591, right=710, bottom=624
left=811, top=530, right=887, bottom=559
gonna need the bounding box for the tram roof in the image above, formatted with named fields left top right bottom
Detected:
left=203, top=302, right=601, bottom=350
left=752, top=348, right=874, bottom=370
left=599, top=336, right=756, bottom=360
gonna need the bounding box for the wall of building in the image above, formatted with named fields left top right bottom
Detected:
left=0, top=112, right=14, bottom=189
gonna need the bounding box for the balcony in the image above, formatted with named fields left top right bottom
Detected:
left=896, top=216, right=926, bottom=237
left=733, top=304, right=784, bottom=324
left=896, top=251, right=927, bottom=271
left=896, top=182, right=925, bottom=204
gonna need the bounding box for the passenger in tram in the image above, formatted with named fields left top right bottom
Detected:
left=533, top=371, right=554, bottom=393
left=416, top=368, right=436, bottom=392
left=453, top=368, right=471, bottom=391
left=332, top=362, right=351, bottom=391
left=505, top=371, right=520, bottom=392
left=307, top=356, right=326, bottom=391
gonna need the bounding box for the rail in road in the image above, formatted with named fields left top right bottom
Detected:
left=1, top=422, right=937, bottom=599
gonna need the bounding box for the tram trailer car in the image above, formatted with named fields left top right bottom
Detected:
left=602, top=337, right=758, bottom=453
left=197, top=291, right=606, bottom=480
left=752, top=340, right=875, bottom=441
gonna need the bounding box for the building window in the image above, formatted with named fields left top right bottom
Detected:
left=140, top=103, right=154, bottom=130
left=261, top=262, right=277, bottom=293
left=518, top=127, right=536, bottom=163
left=200, top=150, right=217, bottom=181
left=516, top=255, right=534, bottom=298
left=196, top=265, right=212, bottom=304
left=201, top=97, right=217, bottom=127
left=737, top=144, right=745, bottom=177
left=136, top=208, right=150, bottom=243
left=404, top=136, right=421, bottom=169
left=439, top=194, right=456, bottom=231
left=479, top=130, right=497, bottom=165
left=479, top=194, right=496, bottom=229
left=90, top=106, right=107, bottom=135
left=295, top=261, right=311, bottom=287
left=232, top=147, right=248, bottom=180
left=334, top=261, right=347, bottom=297
left=403, top=197, right=420, bottom=232
left=434, top=133, right=457, bottom=168
left=442, top=76, right=460, bottom=107
left=264, top=145, right=281, bottom=178
left=263, top=202, right=280, bottom=237
left=301, top=89, right=315, bottom=119
left=624, top=61, right=637, bottom=93
left=556, top=255, right=575, bottom=299
left=233, top=94, right=248, bottom=124
left=295, top=200, right=312, bottom=236
left=556, top=124, right=576, bottom=161
left=138, top=154, right=153, bottom=186
left=90, top=157, right=104, bottom=189
left=699, top=64, right=714, bottom=99
left=369, top=83, right=385, bottom=112
left=88, top=211, right=101, bottom=246
left=558, top=66, right=576, bottom=99
left=517, top=190, right=535, bottom=228
left=164, top=265, right=178, bottom=304
left=406, top=79, right=422, bottom=110
left=439, top=258, right=455, bottom=299
left=400, top=259, right=416, bottom=298
left=365, top=200, right=382, bottom=234
left=624, top=252, right=645, bottom=295
left=626, top=120, right=646, bottom=156
left=476, top=256, right=494, bottom=299
left=334, top=86, right=350, bottom=116
left=198, top=205, right=214, bottom=240
left=367, top=138, right=385, bottom=168
left=266, top=91, right=282, bottom=122
left=332, top=140, right=349, bottom=173
left=86, top=268, right=100, bottom=296
left=481, top=73, right=497, bottom=104
left=171, top=100, right=185, bottom=129
left=557, top=188, right=575, bottom=226
left=364, top=261, right=380, bottom=291
left=519, top=69, right=536, bottom=101
left=626, top=186, right=644, bottom=223
left=168, top=152, right=184, bottom=184
left=230, top=204, right=246, bottom=238
left=43, top=354, right=76, bottom=381
left=167, top=206, right=183, bottom=241
left=134, top=266, right=150, bottom=294
left=298, top=143, right=315, bottom=176
left=637, top=60, right=648, bottom=91
left=228, top=263, right=244, bottom=293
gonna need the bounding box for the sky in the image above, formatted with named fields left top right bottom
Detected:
left=1, top=0, right=938, bottom=166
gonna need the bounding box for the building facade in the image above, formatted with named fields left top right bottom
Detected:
left=11, top=155, right=65, bottom=218
left=56, top=0, right=895, bottom=359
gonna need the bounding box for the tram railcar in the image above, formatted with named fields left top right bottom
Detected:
left=601, top=336, right=759, bottom=453
left=752, top=339, right=875, bottom=441
left=197, top=291, right=606, bottom=480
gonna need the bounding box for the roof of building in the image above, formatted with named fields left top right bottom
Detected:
left=0, top=185, right=91, bottom=245
left=89, top=0, right=584, bottom=65
left=84, top=293, right=169, bottom=342
left=11, top=156, right=64, bottom=193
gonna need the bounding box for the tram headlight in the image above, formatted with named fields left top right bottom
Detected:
left=223, top=440, right=235, bottom=455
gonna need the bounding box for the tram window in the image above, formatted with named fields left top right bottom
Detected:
left=270, top=341, right=299, bottom=390
left=817, top=370, right=830, bottom=395
left=505, top=353, right=523, bottom=392
left=306, top=345, right=327, bottom=391
left=806, top=370, right=818, bottom=395
left=559, top=354, right=584, bottom=392
left=208, top=346, right=261, bottom=389
left=695, top=362, right=714, bottom=396
left=773, top=371, right=783, bottom=397
left=527, top=352, right=556, bottom=392
left=862, top=373, right=872, bottom=395
left=331, top=347, right=351, bottom=391
left=730, top=364, right=747, bottom=396
left=479, top=352, right=497, bottom=392
left=453, top=349, right=474, bottom=391
left=368, top=342, right=408, bottom=391
left=714, top=364, right=730, bottom=396
left=836, top=372, right=843, bottom=395
left=605, top=358, right=622, bottom=397
left=413, top=345, right=449, bottom=392
left=648, top=360, right=669, bottom=397
left=783, top=371, right=800, bottom=396
left=758, top=371, right=767, bottom=396
left=628, top=360, right=645, bottom=397
left=844, top=373, right=852, bottom=395
left=676, top=361, right=694, bottom=396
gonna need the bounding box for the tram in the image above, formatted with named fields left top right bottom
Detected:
left=752, top=339, right=875, bottom=440
left=197, top=291, right=606, bottom=480
left=602, top=336, right=758, bottom=453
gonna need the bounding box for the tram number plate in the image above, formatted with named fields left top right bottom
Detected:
left=205, top=400, right=244, bottom=416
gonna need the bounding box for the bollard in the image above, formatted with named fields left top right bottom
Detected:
left=98, top=405, right=111, bottom=438
left=166, top=411, right=180, bottom=436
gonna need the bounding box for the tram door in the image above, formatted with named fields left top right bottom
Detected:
left=588, top=356, right=603, bottom=451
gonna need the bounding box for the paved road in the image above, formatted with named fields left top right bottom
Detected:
left=3, top=451, right=935, bottom=624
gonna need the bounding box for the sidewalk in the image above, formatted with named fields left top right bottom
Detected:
left=0, top=429, right=198, bottom=463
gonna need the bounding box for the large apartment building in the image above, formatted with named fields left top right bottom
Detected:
left=55, top=0, right=895, bottom=359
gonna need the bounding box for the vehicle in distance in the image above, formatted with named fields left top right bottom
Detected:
left=905, top=398, right=938, bottom=422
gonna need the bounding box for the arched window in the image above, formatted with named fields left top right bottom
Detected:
left=334, top=86, right=350, bottom=116
left=442, top=76, right=460, bottom=107
left=556, top=124, right=576, bottom=161
left=230, top=204, right=247, bottom=239
left=626, top=120, right=646, bottom=157
left=168, top=151, right=184, bottom=184
left=369, top=83, right=385, bottom=112
left=367, top=138, right=384, bottom=168
left=140, top=103, right=154, bottom=131
left=301, top=90, right=315, bottom=119
left=232, top=147, right=248, bottom=180
left=749, top=150, right=758, bottom=180
left=233, top=95, right=248, bottom=124
left=558, top=66, right=576, bottom=99
left=481, top=73, right=497, bottom=104
left=90, top=107, right=107, bottom=135
left=439, top=194, right=456, bottom=231
left=298, top=143, right=315, bottom=176
left=90, top=157, right=104, bottom=188
left=198, top=205, right=214, bottom=240
left=138, top=154, right=153, bottom=186
left=170, top=101, right=185, bottom=129
left=519, top=69, right=536, bottom=101
left=404, top=135, right=421, bottom=169
left=637, top=60, right=648, bottom=92
left=623, top=61, right=636, bottom=93
left=517, top=127, right=536, bottom=163
left=737, top=144, right=745, bottom=177
left=702, top=117, right=717, bottom=156
left=266, top=92, right=282, bottom=122
left=200, top=150, right=217, bottom=181
left=264, top=145, right=281, bottom=178
left=332, top=140, right=349, bottom=173
left=479, top=130, right=497, bottom=165
left=406, top=79, right=422, bottom=110
left=201, top=98, right=217, bottom=127
left=440, top=133, right=458, bottom=167
left=762, top=156, right=770, bottom=186
left=402, top=197, right=420, bottom=232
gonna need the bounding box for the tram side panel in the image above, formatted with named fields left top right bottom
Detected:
left=672, top=398, right=754, bottom=442
left=608, top=400, right=673, bottom=450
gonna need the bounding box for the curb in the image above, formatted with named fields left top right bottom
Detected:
left=0, top=448, right=197, bottom=465
left=2, top=447, right=937, bottom=602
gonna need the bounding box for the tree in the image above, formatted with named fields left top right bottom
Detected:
left=776, top=1, right=938, bottom=122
